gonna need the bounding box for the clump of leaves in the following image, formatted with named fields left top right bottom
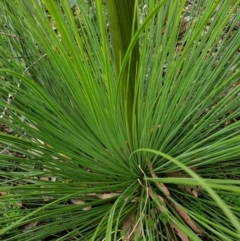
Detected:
left=0, top=193, right=24, bottom=238
left=0, top=0, right=240, bottom=240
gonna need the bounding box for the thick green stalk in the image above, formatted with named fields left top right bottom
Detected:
left=105, top=0, right=139, bottom=142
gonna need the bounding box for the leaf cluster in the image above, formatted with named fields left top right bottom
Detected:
left=0, top=0, right=240, bottom=240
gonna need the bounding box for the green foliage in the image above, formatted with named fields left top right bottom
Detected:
left=159, top=212, right=169, bottom=225
left=219, top=192, right=240, bottom=207
left=0, top=194, right=25, bottom=238
left=0, top=0, right=240, bottom=240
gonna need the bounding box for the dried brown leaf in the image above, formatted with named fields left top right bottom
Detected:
left=147, top=188, right=165, bottom=204
left=147, top=162, right=204, bottom=235
left=96, top=193, right=120, bottom=199
left=169, top=221, right=189, bottom=241
left=71, top=199, right=85, bottom=205
left=148, top=161, right=170, bottom=195
left=23, top=222, right=38, bottom=232
left=70, top=199, right=91, bottom=210
left=0, top=192, right=7, bottom=196
left=122, top=212, right=141, bottom=241
left=173, top=203, right=204, bottom=234
left=178, top=186, right=199, bottom=198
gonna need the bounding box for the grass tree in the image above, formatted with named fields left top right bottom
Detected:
left=0, top=0, right=240, bottom=240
